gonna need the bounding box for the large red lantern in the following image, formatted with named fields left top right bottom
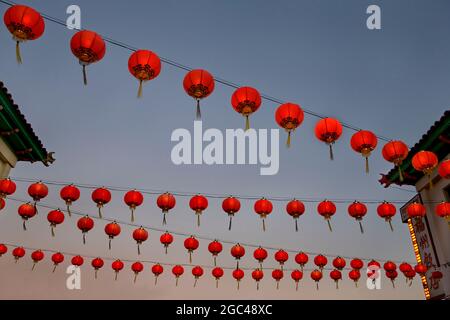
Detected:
left=291, top=270, right=303, bottom=291
left=124, top=190, right=144, bottom=222
left=152, top=264, right=164, bottom=285
left=231, top=87, right=262, bottom=130
left=253, top=247, right=268, bottom=269
left=104, top=221, right=121, bottom=250
left=330, top=269, right=342, bottom=289
left=184, top=236, right=199, bottom=263
left=192, top=266, right=204, bottom=287
left=295, top=252, right=309, bottom=272
left=71, top=255, right=84, bottom=267
left=51, top=252, right=64, bottom=273
left=208, top=240, right=223, bottom=266
left=31, top=250, right=44, bottom=271
left=160, top=232, right=174, bottom=254
left=0, top=178, right=16, bottom=198
left=275, top=249, right=289, bottom=270
left=350, top=130, right=378, bottom=173
left=0, top=244, right=7, bottom=257
left=350, top=258, right=364, bottom=271
left=172, top=265, right=184, bottom=286
left=47, top=209, right=65, bottom=237
left=232, top=268, right=245, bottom=290
left=317, top=200, right=336, bottom=232
left=189, top=195, right=208, bottom=227
left=131, top=262, right=144, bottom=283
left=128, top=50, right=161, bottom=98
left=438, top=159, right=450, bottom=179
left=183, top=69, right=215, bottom=119
left=70, top=30, right=106, bottom=85
left=315, top=118, right=343, bottom=160
left=399, top=262, right=413, bottom=274
left=348, top=269, right=361, bottom=287
left=383, top=261, right=397, bottom=273
left=112, top=260, right=124, bottom=281
left=132, top=227, right=149, bottom=255
left=348, top=201, right=367, bottom=234
left=212, top=267, right=224, bottom=288
left=3, top=5, right=45, bottom=64
left=231, top=244, right=246, bottom=268
left=252, top=269, right=264, bottom=290
left=407, top=202, right=426, bottom=219
left=435, top=202, right=450, bottom=224
left=332, top=257, right=346, bottom=271
left=412, top=151, right=438, bottom=188
left=91, top=258, right=104, bottom=279
left=18, top=203, right=36, bottom=231
left=314, top=254, right=328, bottom=271
left=382, top=140, right=409, bottom=182
left=254, top=198, right=273, bottom=232
left=28, top=181, right=48, bottom=212
left=77, top=215, right=94, bottom=244
left=12, top=247, right=25, bottom=263
left=272, top=269, right=284, bottom=290
left=286, top=199, right=305, bottom=232
left=377, top=201, right=397, bottom=231
left=157, top=192, right=176, bottom=225
left=222, top=196, right=241, bottom=230
left=275, top=103, right=304, bottom=148
left=310, top=269, right=323, bottom=290
left=60, top=184, right=80, bottom=217
left=414, top=263, right=428, bottom=277
left=92, top=187, right=111, bottom=219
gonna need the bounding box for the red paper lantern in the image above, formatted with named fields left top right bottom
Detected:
left=314, top=254, right=328, bottom=271
left=132, top=227, right=149, bottom=255
left=232, top=268, right=245, bottom=290
left=104, top=221, right=121, bottom=250
left=310, top=269, right=323, bottom=290
left=295, top=252, right=309, bottom=272
left=404, top=269, right=416, bottom=286
left=348, top=201, right=367, bottom=234
left=131, top=262, right=144, bottom=283
left=399, top=262, right=413, bottom=274
left=60, top=184, right=80, bottom=217
left=275, top=250, right=289, bottom=269
left=386, top=270, right=398, bottom=288
left=0, top=244, right=8, bottom=257
left=28, top=181, right=48, bottom=211
left=291, top=270, right=303, bottom=291
left=77, top=215, right=94, bottom=244
left=0, top=178, right=16, bottom=198
left=184, top=236, right=199, bottom=263
left=330, top=269, right=342, bottom=289
left=412, top=151, right=438, bottom=188
left=157, top=192, right=176, bottom=225
left=71, top=30, right=106, bottom=85
left=286, top=199, right=305, bottom=232
left=438, top=159, right=450, bottom=179
left=350, top=130, right=378, bottom=173
left=91, top=258, right=104, bottom=279
left=12, top=247, right=25, bottom=263
left=17, top=203, right=36, bottom=231
left=152, top=264, right=164, bottom=285
left=183, top=69, right=215, bottom=119
left=71, top=255, right=84, bottom=267
left=51, top=252, right=64, bottom=273
left=332, top=257, right=346, bottom=271
left=160, top=232, right=174, bottom=254
left=348, top=269, right=361, bottom=287
left=208, top=240, right=223, bottom=266
left=231, top=244, right=246, bottom=269
left=128, top=50, right=161, bottom=98
left=192, top=266, right=204, bottom=287
left=231, top=87, right=262, bottom=130
left=222, top=196, right=241, bottom=230
left=272, top=269, right=284, bottom=290
left=124, top=190, right=144, bottom=222
left=253, top=247, right=268, bottom=269
left=92, top=187, right=111, bottom=219
left=431, top=271, right=443, bottom=280
left=383, top=261, right=397, bottom=272
left=3, top=5, right=45, bottom=64
left=435, top=202, right=450, bottom=220
left=252, top=269, right=264, bottom=290
left=47, top=209, right=65, bottom=237
left=172, top=265, right=184, bottom=286
left=275, top=103, right=304, bottom=147
left=315, top=118, right=343, bottom=160
left=31, top=250, right=44, bottom=271
left=382, top=140, right=409, bottom=182
left=254, top=198, right=273, bottom=232
left=414, top=263, right=428, bottom=276
left=317, top=200, right=336, bottom=232
left=377, top=201, right=397, bottom=231
left=212, top=267, right=224, bottom=288
left=112, top=260, right=124, bottom=281
left=189, top=195, right=208, bottom=227
left=350, top=258, right=364, bottom=270
left=407, top=202, right=426, bottom=219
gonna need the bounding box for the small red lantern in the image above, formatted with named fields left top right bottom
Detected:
left=77, top=215, right=94, bottom=244
left=0, top=244, right=8, bottom=257
left=386, top=270, right=398, bottom=288
left=12, top=247, right=25, bottom=263
left=348, top=201, right=367, bottom=234
left=435, top=202, right=450, bottom=222
left=192, top=266, right=204, bottom=287
left=112, top=260, right=124, bottom=281
left=314, top=254, right=328, bottom=271
left=332, top=257, right=346, bottom=271
left=212, top=267, right=224, bottom=288
left=222, top=196, right=241, bottom=230
left=231, top=244, right=246, bottom=268
left=184, top=236, right=199, bottom=263
left=253, top=247, right=268, bottom=269
left=317, top=200, right=336, bottom=232
left=132, top=262, right=144, bottom=283
left=3, top=5, right=45, bottom=64
left=0, top=178, right=16, bottom=198
left=330, top=269, right=342, bottom=289
left=315, top=118, right=343, bottom=160
left=71, top=30, right=106, bottom=85
left=128, top=49, right=161, bottom=98
left=377, top=201, right=397, bottom=231
left=407, top=202, right=426, bottom=219
left=51, top=252, right=64, bottom=273
left=431, top=271, right=443, bottom=281
left=152, top=264, right=164, bottom=285
left=132, top=227, right=149, bottom=255
left=157, top=192, right=176, bottom=225
left=60, top=184, right=80, bottom=217
left=350, top=130, right=378, bottom=173
left=254, top=198, right=273, bottom=232
left=208, top=240, right=223, bottom=266
left=47, top=209, right=65, bottom=237
left=414, top=263, right=428, bottom=276
left=252, top=269, right=264, bottom=290
left=382, top=140, right=409, bottom=182
left=183, top=69, right=215, bottom=119
left=399, top=262, right=413, bottom=274
left=232, top=268, right=245, bottom=290
left=189, top=194, right=208, bottom=227
left=275, top=249, right=289, bottom=270
left=31, top=250, right=44, bottom=271
left=348, top=269, right=361, bottom=287
left=160, top=232, right=174, bottom=254
left=91, top=258, right=104, bottom=279
left=104, top=221, right=121, bottom=250
left=275, top=103, right=305, bottom=147
left=350, top=258, right=364, bottom=270
left=286, top=199, right=305, bottom=232
left=412, top=151, right=439, bottom=188
left=172, top=265, right=184, bottom=286
left=310, top=269, right=323, bottom=290
left=272, top=269, right=284, bottom=290
left=438, top=159, right=450, bottom=179
left=291, top=270, right=303, bottom=291
left=124, top=190, right=144, bottom=222
left=295, top=252, right=309, bottom=272
left=71, top=255, right=84, bottom=267
left=18, top=203, right=37, bottom=231
left=92, top=187, right=111, bottom=219
left=28, top=181, right=48, bottom=212
left=384, top=261, right=397, bottom=273
left=404, top=269, right=416, bottom=286
left=231, top=87, right=262, bottom=130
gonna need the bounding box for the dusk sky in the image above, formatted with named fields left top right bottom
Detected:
left=0, top=0, right=448, bottom=299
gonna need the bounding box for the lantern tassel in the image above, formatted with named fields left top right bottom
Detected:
left=189, top=251, right=192, bottom=264
left=95, top=269, right=98, bottom=279
left=216, top=279, right=219, bottom=288
left=262, top=218, right=266, bottom=232
left=355, top=281, right=358, bottom=288
left=83, top=233, right=86, bottom=245
left=257, top=282, right=260, bottom=291
left=388, top=219, right=394, bottom=232
left=52, top=264, right=57, bottom=273
left=115, top=271, right=118, bottom=281
left=155, top=276, right=158, bottom=285
left=16, top=41, right=22, bottom=64
left=316, top=282, right=319, bottom=290
left=97, top=205, right=103, bottom=219
left=398, top=166, right=404, bottom=182
left=51, top=225, right=55, bottom=237
left=138, top=80, right=143, bottom=98
left=66, top=204, right=72, bottom=217
left=163, top=213, right=167, bottom=226
left=15, top=258, right=18, bottom=264
left=194, top=278, right=198, bottom=287
left=196, top=99, right=201, bottom=120
left=295, top=218, right=299, bottom=232
left=237, top=281, right=240, bottom=290
left=176, top=277, right=179, bottom=287
left=391, top=280, right=395, bottom=289
left=329, top=143, right=334, bottom=161
left=276, top=281, right=280, bottom=290
left=286, top=131, right=291, bottom=148
left=197, top=213, right=201, bottom=227
left=236, top=260, right=240, bottom=269
left=34, top=203, right=38, bottom=215
left=165, top=245, right=168, bottom=254
left=228, top=215, right=233, bottom=231
left=134, top=273, right=138, bottom=284
left=22, top=220, right=27, bottom=231
left=336, top=281, right=339, bottom=290
left=130, top=208, right=135, bottom=223
left=245, top=115, right=250, bottom=131
left=82, top=64, right=88, bottom=86
left=428, top=174, right=433, bottom=189
left=108, top=238, right=112, bottom=250
left=32, top=262, right=36, bottom=271
left=358, top=220, right=364, bottom=234
left=365, top=157, right=370, bottom=174
left=214, top=256, right=217, bottom=266
left=296, top=282, right=299, bottom=291
left=137, top=244, right=141, bottom=255
left=326, top=218, right=333, bottom=232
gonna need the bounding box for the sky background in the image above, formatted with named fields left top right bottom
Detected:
left=0, top=0, right=448, bottom=299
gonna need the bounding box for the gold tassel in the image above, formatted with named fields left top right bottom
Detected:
left=398, top=165, right=404, bottom=182
left=16, top=41, right=22, bottom=64
left=137, top=80, right=143, bottom=98
left=196, top=99, right=201, bottom=120
left=428, top=174, right=433, bottom=189
left=245, top=115, right=250, bottom=131
left=286, top=131, right=291, bottom=148
left=82, top=65, right=87, bottom=86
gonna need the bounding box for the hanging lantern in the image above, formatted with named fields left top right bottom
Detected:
left=438, top=159, right=450, bottom=179
left=291, top=270, right=303, bottom=291
left=222, top=196, right=241, bottom=231
left=12, top=247, right=25, bottom=263
left=404, top=269, right=416, bottom=286
left=47, top=209, right=65, bottom=237
left=157, top=192, right=176, bottom=225
left=152, top=264, right=164, bottom=285
left=382, top=141, right=409, bottom=182
left=414, top=263, right=428, bottom=277
left=28, top=181, right=48, bottom=213
left=189, top=194, right=208, bottom=227
left=295, top=252, right=309, bottom=272
left=192, top=266, right=204, bottom=287
left=384, top=261, right=397, bottom=272
left=350, top=130, right=378, bottom=173
left=314, top=254, right=328, bottom=271
left=104, top=221, right=121, bottom=250
left=348, top=201, right=367, bottom=234
left=91, top=258, right=104, bottom=279
left=317, top=200, right=336, bottom=232
left=377, top=201, right=397, bottom=231
left=51, top=252, right=64, bottom=273
left=124, top=190, right=144, bottom=223
left=315, top=118, right=343, bottom=160
left=412, top=151, right=438, bottom=188
left=350, top=258, right=364, bottom=271
left=275, top=103, right=304, bottom=148
left=3, top=5, right=45, bottom=64
left=17, top=202, right=36, bottom=231
left=132, top=227, right=149, bottom=255
left=0, top=178, right=16, bottom=198
left=286, top=199, right=305, bottom=232
left=128, top=50, right=161, bottom=98
left=31, top=250, right=44, bottom=271
left=0, top=198, right=4, bottom=211
left=385, top=270, right=398, bottom=288
left=252, top=269, right=264, bottom=291
left=231, top=87, right=262, bottom=130
left=272, top=269, right=284, bottom=290
left=348, top=269, right=361, bottom=287
left=212, top=267, right=224, bottom=288
left=384, top=261, right=397, bottom=288
left=60, top=184, right=80, bottom=217
left=208, top=240, right=223, bottom=266
left=399, top=262, right=413, bottom=285
left=131, top=262, right=144, bottom=283
left=71, top=255, right=84, bottom=267
left=92, top=187, right=111, bottom=219
left=231, top=243, right=246, bottom=269
left=0, top=244, right=8, bottom=257
left=253, top=247, right=268, bottom=269
left=112, top=260, right=124, bottom=281
left=435, top=202, right=450, bottom=227
left=310, top=269, right=323, bottom=290
left=70, top=30, right=106, bottom=85
left=160, top=232, right=174, bottom=254
left=254, top=198, right=273, bottom=232
left=172, top=265, right=184, bottom=286
left=232, top=268, right=245, bottom=290
left=431, top=271, right=443, bottom=282
left=275, top=249, right=289, bottom=270
left=184, top=236, right=199, bottom=263
left=332, top=257, right=346, bottom=271
left=330, top=269, right=342, bottom=289
left=183, top=69, right=215, bottom=120
left=77, top=216, right=94, bottom=245
left=407, top=202, right=426, bottom=219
